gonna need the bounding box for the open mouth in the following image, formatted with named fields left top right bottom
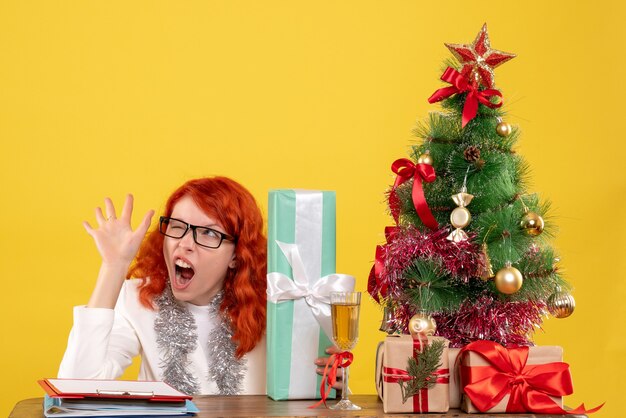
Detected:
left=173, top=258, right=195, bottom=289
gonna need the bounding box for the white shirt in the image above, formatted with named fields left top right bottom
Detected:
left=58, top=279, right=266, bottom=395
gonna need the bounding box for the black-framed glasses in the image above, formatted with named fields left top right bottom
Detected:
left=159, top=216, right=236, bottom=249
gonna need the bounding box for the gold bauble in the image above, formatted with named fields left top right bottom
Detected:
left=417, top=153, right=433, bottom=166
left=496, top=122, right=512, bottom=137
left=450, top=207, right=471, bottom=229
left=494, top=265, right=523, bottom=294
left=408, top=312, right=437, bottom=337
left=547, top=290, right=575, bottom=318
left=520, top=211, right=544, bottom=236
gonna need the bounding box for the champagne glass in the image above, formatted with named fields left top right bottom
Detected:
left=329, top=291, right=361, bottom=410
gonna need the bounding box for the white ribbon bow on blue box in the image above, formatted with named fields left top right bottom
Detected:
left=268, top=240, right=355, bottom=341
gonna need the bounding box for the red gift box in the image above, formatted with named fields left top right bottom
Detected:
left=459, top=340, right=602, bottom=415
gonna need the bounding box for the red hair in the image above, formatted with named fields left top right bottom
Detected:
left=128, top=177, right=267, bottom=358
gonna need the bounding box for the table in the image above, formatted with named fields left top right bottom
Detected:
left=9, top=395, right=587, bottom=417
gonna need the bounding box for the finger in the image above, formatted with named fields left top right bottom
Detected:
left=316, top=367, right=326, bottom=376
left=315, top=357, right=329, bottom=367
left=95, top=207, right=106, bottom=226
left=83, top=221, right=95, bottom=236
left=316, top=353, right=336, bottom=366
left=120, top=194, right=133, bottom=223
left=104, top=197, right=117, bottom=220
left=315, top=367, right=343, bottom=380
left=136, top=210, right=155, bottom=236
left=325, top=345, right=341, bottom=355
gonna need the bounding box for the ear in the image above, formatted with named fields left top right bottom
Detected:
left=228, top=255, right=237, bottom=269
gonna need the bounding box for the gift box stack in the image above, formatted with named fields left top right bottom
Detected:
left=369, top=24, right=602, bottom=415
left=375, top=334, right=601, bottom=414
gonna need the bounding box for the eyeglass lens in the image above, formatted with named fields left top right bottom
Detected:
left=161, top=218, right=225, bottom=248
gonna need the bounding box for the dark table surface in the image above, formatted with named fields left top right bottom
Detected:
left=10, top=395, right=587, bottom=417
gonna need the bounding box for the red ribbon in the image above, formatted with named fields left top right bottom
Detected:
left=459, top=340, right=603, bottom=415
left=367, top=227, right=398, bottom=302
left=383, top=367, right=449, bottom=384
left=370, top=157, right=439, bottom=302
left=367, top=245, right=386, bottom=303
left=389, top=158, right=438, bottom=230
left=428, top=67, right=503, bottom=128
left=309, top=351, right=353, bottom=409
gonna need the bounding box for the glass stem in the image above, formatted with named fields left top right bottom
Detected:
left=341, top=364, right=350, bottom=402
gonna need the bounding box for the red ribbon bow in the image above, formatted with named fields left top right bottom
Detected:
left=459, top=340, right=603, bottom=415
left=309, top=351, right=353, bottom=409
left=367, top=226, right=398, bottom=302
left=389, top=158, right=439, bottom=230
left=428, top=67, right=503, bottom=128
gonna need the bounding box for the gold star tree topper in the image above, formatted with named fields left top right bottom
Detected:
left=445, top=24, right=516, bottom=89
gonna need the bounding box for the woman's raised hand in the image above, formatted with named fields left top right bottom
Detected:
left=83, top=195, right=154, bottom=266
left=84, top=195, right=154, bottom=309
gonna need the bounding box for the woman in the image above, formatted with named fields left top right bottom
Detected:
left=58, top=177, right=268, bottom=395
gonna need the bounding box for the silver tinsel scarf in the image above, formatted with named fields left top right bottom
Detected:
left=206, top=291, right=246, bottom=395
left=155, top=284, right=245, bottom=395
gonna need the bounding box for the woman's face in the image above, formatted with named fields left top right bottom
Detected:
left=163, top=195, right=236, bottom=305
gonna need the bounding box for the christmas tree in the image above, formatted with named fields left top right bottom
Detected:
left=368, top=24, right=576, bottom=348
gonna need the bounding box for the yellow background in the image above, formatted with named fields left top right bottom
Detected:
left=1, top=1, right=624, bottom=416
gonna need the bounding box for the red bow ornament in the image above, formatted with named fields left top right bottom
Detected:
left=372, top=158, right=439, bottom=302
left=428, top=67, right=503, bottom=128
left=389, top=158, right=439, bottom=230
left=459, top=340, right=603, bottom=415
left=367, top=226, right=399, bottom=302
